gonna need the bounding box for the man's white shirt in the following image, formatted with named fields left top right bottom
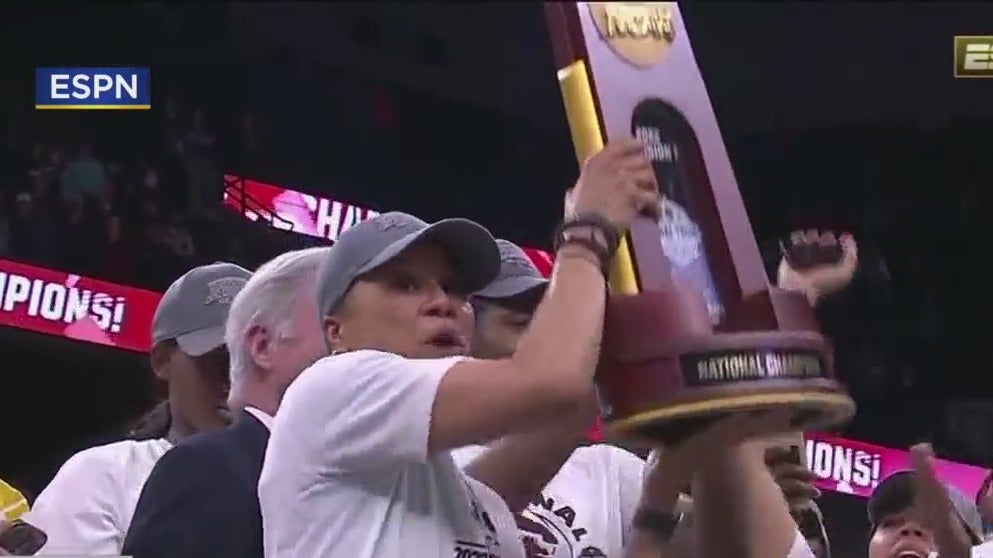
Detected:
left=452, top=444, right=643, bottom=558
left=258, top=350, right=525, bottom=558
left=26, top=438, right=172, bottom=555
left=244, top=406, right=274, bottom=431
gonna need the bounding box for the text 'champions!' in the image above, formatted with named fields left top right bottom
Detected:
left=35, top=67, right=151, bottom=110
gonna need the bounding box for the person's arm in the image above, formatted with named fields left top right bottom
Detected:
left=461, top=391, right=598, bottom=512
left=275, top=139, right=659, bottom=470
left=273, top=254, right=610, bottom=473
left=425, top=138, right=660, bottom=454
left=275, top=345, right=600, bottom=475
left=692, top=442, right=812, bottom=558
left=622, top=450, right=695, bottom=558
left=428, top=243, right=607, bottom=452
left=910, top=444, right=973, bottom=558
left=25, top=448, right=123, bottom=555
left=122, top=444, right=247, bottom=558
left=776, top=232, right=858, bottom=306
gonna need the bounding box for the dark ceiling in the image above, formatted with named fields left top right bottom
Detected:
left=227, top=2, right=993, bottom=137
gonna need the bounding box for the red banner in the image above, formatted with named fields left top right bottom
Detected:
left=221, top=174, right=556, bottom=268
left=0, top=258, right=159, bottom=353
left=806, top=432, right=990, bottom=500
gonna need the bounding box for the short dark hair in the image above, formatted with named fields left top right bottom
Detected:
left=129, top=401, right=172, bottom=441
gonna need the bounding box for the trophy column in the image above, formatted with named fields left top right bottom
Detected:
left=544, top=2, right=855, bottom=445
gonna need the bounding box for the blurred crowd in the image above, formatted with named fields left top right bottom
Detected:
left=0, top=84, right=291, bottom=292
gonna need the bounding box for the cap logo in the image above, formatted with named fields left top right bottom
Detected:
left=504, top=254, right=537, bottom=276
left=205, top=277, right=247, bottom=305
left=376, top=214, right=416, bottom=233
left=497, top=241, right=539, bottom=277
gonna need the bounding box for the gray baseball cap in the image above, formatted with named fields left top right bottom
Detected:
left=316, top=211, right=500, bottom=316
left=474, top=239, right=548, bottom=300
left=868, top=470, right=984, bottom=544
left=151, top=262, right=252, bottom=356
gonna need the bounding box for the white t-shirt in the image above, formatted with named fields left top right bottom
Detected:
left=973, top=540, right=993, bottom=557
left=26, top=438, right=172, bottom=555
left=788, top=530, right=817, bottom=558
left=453, top=444, right=644, bottom=558
left=258, top=350, right=525, bottom=558
left=453, top=446, right=819, bottom=558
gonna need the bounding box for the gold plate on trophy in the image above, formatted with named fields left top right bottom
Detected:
left=587, top=2, right=677, bottom=67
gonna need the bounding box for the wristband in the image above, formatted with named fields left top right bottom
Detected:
left=552, top=214, right=621, bottom=273
left=632, top=508, right=683, bottom=543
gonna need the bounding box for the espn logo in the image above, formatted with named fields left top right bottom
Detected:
left=954, top=36, right=993, bottom=78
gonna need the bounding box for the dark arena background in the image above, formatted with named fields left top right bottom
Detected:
left=2, top=4, right=993, bottom=556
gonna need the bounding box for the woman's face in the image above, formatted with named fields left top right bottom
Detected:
left=328, top=241, right=473, bottom=359
left=867, top=511, right=934, bottom=558
left=155, top=344, right=232, bottom=435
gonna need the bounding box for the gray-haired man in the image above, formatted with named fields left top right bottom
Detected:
left=124, top=248, right=329, bottom=558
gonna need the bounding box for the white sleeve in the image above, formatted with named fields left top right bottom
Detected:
left=603, top=446, right=646, bottom=549
left=451, top=445, right=488, bottom=469
left=273, top=349, right=463, bottom=473
left=26, top=450, right=123, bottom=556
left=973, top=541, right=993, bottom=558
left=786, top=529, right=817, bottom=558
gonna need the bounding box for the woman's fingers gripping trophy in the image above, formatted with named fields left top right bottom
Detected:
left=568, top=138, right=661, bottom=228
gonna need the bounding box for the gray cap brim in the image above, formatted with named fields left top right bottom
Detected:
left=358, top=218, right=499, bottom=293
left=475, top=275, right=548, bottom=299
left=175, top=325, right=226, bottom=356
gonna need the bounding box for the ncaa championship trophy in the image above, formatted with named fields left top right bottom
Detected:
left=544, top=2, right=855, bottom=445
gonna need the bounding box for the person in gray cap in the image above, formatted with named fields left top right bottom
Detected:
left=146, top=261, right=254, bottom=436
left=867, top=445, right=982, bottom=558
left=468, top=239, right=553, bottom=360
left=25, top=261, right=251, bottom=556
left=259, top=138, right=664, bottom=558
left=123, top=248, right=329, bottom=558
left=455, top=239, right=653, bottom=558
left=259, top=139, right=825, bottom=558
left=454, top=240, right=831, bottom=558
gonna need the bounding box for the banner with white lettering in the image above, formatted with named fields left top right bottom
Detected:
left=805, top=432, right=989, bottom=499
left=0, top=258, right=158, bottom=352
left=221, top=174, right=556, bottom=270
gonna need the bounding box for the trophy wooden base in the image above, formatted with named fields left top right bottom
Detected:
left=603, top=387, right=854, bottom=446
left=596, top=289, right=856, bottom=446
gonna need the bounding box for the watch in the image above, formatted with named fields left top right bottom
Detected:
left=632, top=508, right=683, bottom=543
